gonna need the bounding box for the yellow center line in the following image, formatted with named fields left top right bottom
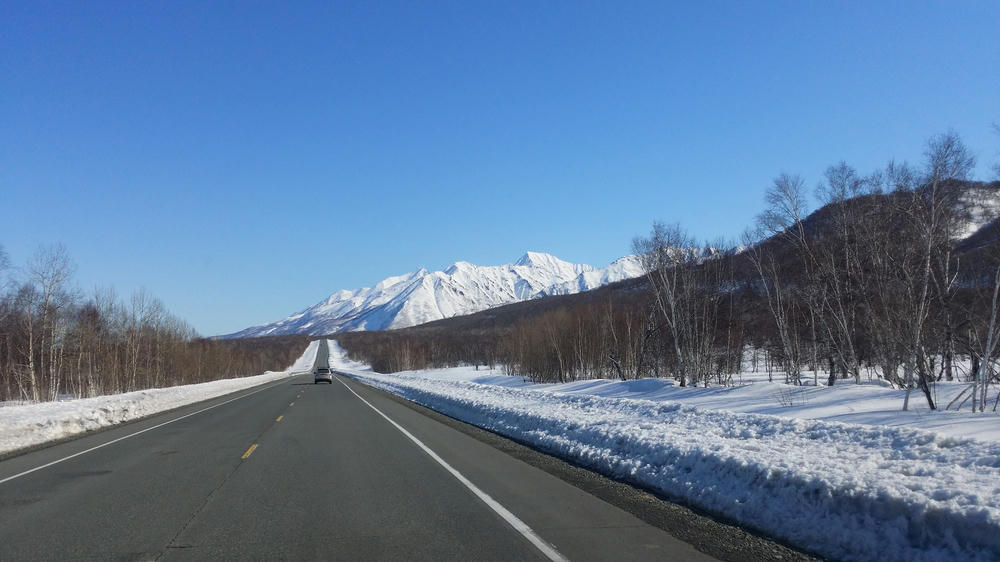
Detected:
left=276, top=415, right=283, bottom=422
left=241, top=444, right=258, bottom=459
left=289, top=401, right=295, bottom=406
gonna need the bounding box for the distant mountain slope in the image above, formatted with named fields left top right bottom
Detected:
left=222, top=252, right=643, bottom=338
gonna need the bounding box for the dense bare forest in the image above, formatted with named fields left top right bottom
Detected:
left=0, top=244, right=309, bottom=402
left=337, top=132, right=1000, bottom=413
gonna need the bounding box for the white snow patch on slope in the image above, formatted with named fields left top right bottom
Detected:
left=0, top=341, right=319, bottom=455
left=957, top=185, right=1000, bottom=240
left=328, top=340, right=1000, bottom=561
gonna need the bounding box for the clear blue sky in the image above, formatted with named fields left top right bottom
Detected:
left=2, top=1, right=998, bottom=336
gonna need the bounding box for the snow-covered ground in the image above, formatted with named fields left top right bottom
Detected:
left=329, top=340, right=1000, bottom=562
left=4, top=336, right=998, bottom=559
left=0, top=340, right=319, bottom=456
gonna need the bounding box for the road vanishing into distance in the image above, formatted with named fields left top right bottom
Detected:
left=0, top=341, right=740, bottom=560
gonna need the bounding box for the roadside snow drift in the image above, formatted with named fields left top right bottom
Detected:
left=329, top=342, right=1000, bottom=562
left=0, top=340, right=319, bottom=455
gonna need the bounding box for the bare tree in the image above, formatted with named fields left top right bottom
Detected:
left=760, top=174, right=811, bottom=248
left=543, top=309, right=568, bottom=383
left=926, top=130, right=977, bottom=183
left=27, top=244, right=77, bottom=400
left=746, top=174, right=813, bottom=385
left=970, top=263, right=1000, bottom=411
left=634, top=223, right=725, bottom=387
left=899, top=132, right=976, bottom=411
left=855, top=160, right=920, bottom=388
left=810, top=162, right=871, bottom=385
left=13, top=283, right=41, bottom=400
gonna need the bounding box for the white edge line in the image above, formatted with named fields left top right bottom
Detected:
left=0, top=375, right=299, bottom=486
left=334, top=374, right=569, bottom=562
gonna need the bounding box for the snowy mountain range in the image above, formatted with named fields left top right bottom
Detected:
left=222, top=252, right=644, bottom=338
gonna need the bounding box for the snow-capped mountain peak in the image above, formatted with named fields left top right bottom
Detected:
left=443, top=261, right=473, bottom=275
left=222, top=252, right=642, bottom=338
left=515, top=251, right=578, bottom=269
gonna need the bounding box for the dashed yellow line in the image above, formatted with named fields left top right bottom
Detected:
left=289, top=401, right=295, bottom=406
left=241, top=444, right=258, bottom=459
left=276, top=415, right=284, bottom=422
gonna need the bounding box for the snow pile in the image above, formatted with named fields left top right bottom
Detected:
left=223, top=252, right=643, bottom=337
left=330, top=344, right=1000, bottom=561
left=0, top=340, right=319, bottom=456
left=286, top=339, right=321, bottom=372
left=529, top=375, right=1000, bottom=442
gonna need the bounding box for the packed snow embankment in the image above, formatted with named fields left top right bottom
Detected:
left=0, top=340, right=319, bottom=456
left=330, top=354, right=1000, bottom=560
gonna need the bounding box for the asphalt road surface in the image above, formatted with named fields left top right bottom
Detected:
left=0, top=341, right=716, bottom=561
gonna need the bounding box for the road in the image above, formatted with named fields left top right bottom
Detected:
left=0, top=341, right=714, bottom=560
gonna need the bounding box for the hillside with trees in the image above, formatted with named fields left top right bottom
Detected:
left=336, top=132, right=1000, bottom=413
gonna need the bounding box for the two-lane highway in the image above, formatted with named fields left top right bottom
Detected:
left=0, top=341, right=714, bottom=560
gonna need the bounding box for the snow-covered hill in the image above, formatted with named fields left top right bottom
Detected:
left=223, top=252, right=644, bottom=338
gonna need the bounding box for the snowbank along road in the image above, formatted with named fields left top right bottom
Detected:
left=340, top=359, right=1000, bottom=561
left=0, top=340, right=729, bottom=560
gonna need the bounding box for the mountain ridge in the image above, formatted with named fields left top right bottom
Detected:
left=221, top=252, right=643, bottom=338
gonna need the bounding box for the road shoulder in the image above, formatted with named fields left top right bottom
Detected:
left=337, top=373, right=819, bottom=562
